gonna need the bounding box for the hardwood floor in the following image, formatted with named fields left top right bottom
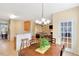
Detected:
left=0, top=39, right=78, bottom=56
left=63, top=51, right=79, bottom=56
left=0, top=39, right=17, bottom=56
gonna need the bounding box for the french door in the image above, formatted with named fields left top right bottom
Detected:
left=60, top=20, right=76, bottom=52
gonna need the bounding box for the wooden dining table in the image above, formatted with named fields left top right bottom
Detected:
left=19, top=43, right=64, bottom=56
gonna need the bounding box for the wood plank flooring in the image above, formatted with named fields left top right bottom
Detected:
left=0, top=39, right=17, bottom=56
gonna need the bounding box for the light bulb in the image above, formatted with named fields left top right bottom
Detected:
left=41, top=18, right=46, bottom=22
left=46, top=20, right=50, bottom=24
left=39, top=21, right=42, bottom=24
left=35, top=20, right=39, bottom=23
left=35, top=20, right=42, bottom=24
left=44, top=22, right=47, bottom=25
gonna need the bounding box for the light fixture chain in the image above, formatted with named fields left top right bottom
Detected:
left=42, top=3, right=44, bottom=18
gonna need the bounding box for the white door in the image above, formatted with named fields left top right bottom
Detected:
left=59, top=20, right=76, bottom=52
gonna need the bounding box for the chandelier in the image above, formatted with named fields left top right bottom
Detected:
left=35, top=3, right=51, bottom=25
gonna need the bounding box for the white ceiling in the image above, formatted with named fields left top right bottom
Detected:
left=0, top=3, right=79, bottom=20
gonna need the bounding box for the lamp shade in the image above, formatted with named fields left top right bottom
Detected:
left=35, top=20, right=42, bottom=24
left=46, top=20, right=50, bottom=24
left=41, top=18, right=46, bottom=22
left=35, top=19, right=50, bottom=25
left=35, top=20, right=39, bottom=24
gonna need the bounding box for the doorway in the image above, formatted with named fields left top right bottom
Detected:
left=0, top=20, right=9, bottom=40
left=59, top=20, right=77, bottom=52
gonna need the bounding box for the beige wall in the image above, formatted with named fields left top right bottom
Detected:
left=53, top=6, right=79, bottom=55
left=10, top=20, right=24, bottom=41
left=10, top=20, right=34, bottom=41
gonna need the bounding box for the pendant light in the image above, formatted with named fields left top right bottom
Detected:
left=35, top=3, right=50, bottom=25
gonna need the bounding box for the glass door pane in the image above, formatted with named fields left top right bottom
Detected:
left=60, top=21, right=72, bottom=49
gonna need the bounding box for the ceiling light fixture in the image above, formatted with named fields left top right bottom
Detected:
left=9, top=14, right=17, bottom=19
left=35, top=3, right=51, bottom=25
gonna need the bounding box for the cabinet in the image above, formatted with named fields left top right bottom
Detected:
left=24, top=21, right=31, bottom=32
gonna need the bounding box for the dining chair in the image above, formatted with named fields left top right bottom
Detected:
left=51, top=38, right=56, bottom=44
left=20, top=38, right=30, bottom=50
left=60, top=44, right=65, bottom=56
left=19, top=38, right=31, bottom=56
left=30, top=35, right=39, bottom=44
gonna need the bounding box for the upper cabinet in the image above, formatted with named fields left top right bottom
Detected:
left=24, top=21, right=31, bottom=32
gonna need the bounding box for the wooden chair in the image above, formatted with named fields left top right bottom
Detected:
left=47, top=34, right=56, bottom=44
left=30, top=35, right=39, bottom=44
left=19, top=39, right=29, bottom=56
left=51, top=38, right=56, bottom=44
left=60, top=44, right=65, bottom=56
left=20, top=38, right=30, bottom=50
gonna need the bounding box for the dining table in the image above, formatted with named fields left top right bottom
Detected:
left=19, top=43, right=64, bottom=56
